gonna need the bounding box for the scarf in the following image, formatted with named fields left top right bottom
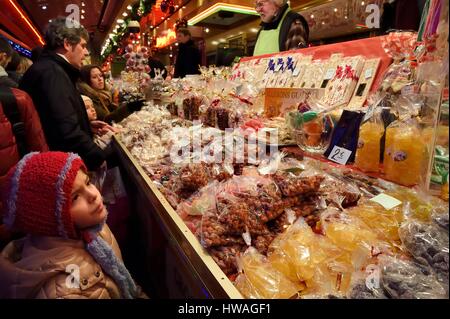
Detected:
left=81, top=220, right=139, bottom=299
left=78, top=82, right=116, bottom=114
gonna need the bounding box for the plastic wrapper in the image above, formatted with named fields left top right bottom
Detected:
left=386, top=188, right=445, bottom=222
left=267, top=218, right=354, bottom=296
left=380, top=255, right=447, bottom=299
left=355, top=107, right=385, bottom=173
left=380, top=32, right=417, bottom=96
left=348, top=203, right=403, bottom=249
left=432, top=209, right=450, bottom=231
left=347, top=266, right=389, bottom=299
left=179, top=163, right=209, bottom=191
left=320, top=207, right=389, bottom=261
left=348, top=255, right=447, bottom=299
left=319, top=172, right=362, bottom=208
left=234, top=247, right=303, bottom=299
left=272, top=172, right=323, bottom=197
left=176, top=181, right=219, bottom=217
left=399, top=221, right=449, bottom=293
left=210, top=244, right=246, bottom=276
left=384, top=118, right=427, bottom=187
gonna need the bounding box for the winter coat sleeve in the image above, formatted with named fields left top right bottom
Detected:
left=35, top=69, right=106, bottom=170
left=13, top=89, right=49, bottom=153
left=34, top=273, right=116, bottom=299
left=102, top=104, right=132, bottom=125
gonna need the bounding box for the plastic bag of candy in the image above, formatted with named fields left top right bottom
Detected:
left=399, top=220, right=449, bottom=293
left=379, top=255, right=447, bottom=299
left=268, top=218, right=354, bottom=296
left=234, top=247, right=303, bottom=299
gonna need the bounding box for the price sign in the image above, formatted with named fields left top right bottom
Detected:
left=370, top=194, right=402, bottom=210
left=328, top=146, right=352, bottom=165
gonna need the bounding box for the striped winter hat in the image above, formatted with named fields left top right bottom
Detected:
left=2, top=152, right=86, bottom=240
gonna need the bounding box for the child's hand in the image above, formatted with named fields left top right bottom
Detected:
left=90, top=121, right=110, bottom=136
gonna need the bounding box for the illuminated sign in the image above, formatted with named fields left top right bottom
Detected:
left=156, top=28, right=176, bottom=48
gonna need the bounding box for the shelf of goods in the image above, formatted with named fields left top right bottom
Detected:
left=113, top=137, right=243, bottom=298
left=112, top=34, right=448, bottom=299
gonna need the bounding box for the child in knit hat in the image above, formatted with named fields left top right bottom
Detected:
left=0, top=152, right=146, bottom=299
left=81, top=95, right=119, bottom=150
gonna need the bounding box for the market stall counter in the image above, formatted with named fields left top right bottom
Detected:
left=113, top=137, right=243, bottom=299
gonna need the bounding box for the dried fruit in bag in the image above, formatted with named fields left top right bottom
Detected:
left=210, top=244, right=246, bottom=275
left=272, top=173, right=323, bottom=197
left=380, top=255, right=447, bottom=299
left=399, top=221, right=449, bottom=292
left=180, top=164, right=209, bottom=191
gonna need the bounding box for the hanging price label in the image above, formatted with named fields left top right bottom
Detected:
left=328, top=146, right=352, bottom=165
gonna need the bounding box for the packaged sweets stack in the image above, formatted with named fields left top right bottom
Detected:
left=384, top=123, right=427, bottom=186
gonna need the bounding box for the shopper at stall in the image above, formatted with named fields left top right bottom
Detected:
left=78, top=65, right=144, bottom=124
left=0, top=38, right=18, bottom=88
left=173, top=28, right=202, bottom=78
left=0, top=85, right=49, bottom=249
left=81, top=95, right=119, bottom=150
left=5, top=51, right=22, bottom=84
left=253, top=0, right=309, bottom=56
left=30, top=46, right=43, bottom=63
left=19, top=17, right=109, bottom=171
left=0, top=152, right=147, bottom=299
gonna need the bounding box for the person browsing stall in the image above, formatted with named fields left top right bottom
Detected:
left=78, top=65, right=144, bottom=125
left=19, top=17, right=110, bottom=171
left=173, top=28, right=202, bottom=78
left=0, top=152, right=147, bottom=299
left=253, top=0, right=309, bottom=56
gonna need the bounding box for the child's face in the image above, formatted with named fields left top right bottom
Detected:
left=70, top=170, right=106, bottom=230
left=85, top=101, right=97, bottom=121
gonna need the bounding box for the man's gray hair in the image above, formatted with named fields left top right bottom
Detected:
left=272, top=0, right=288, bottom=7
left=44, top=17, right=89, bottom=51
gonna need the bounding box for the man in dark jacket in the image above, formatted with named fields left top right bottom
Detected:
left=173, top=28, right=202, bottom=78
left=20, top=17, right=109, bottom=171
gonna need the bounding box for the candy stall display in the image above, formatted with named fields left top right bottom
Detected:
left=111, top=29, right=448, bottom=299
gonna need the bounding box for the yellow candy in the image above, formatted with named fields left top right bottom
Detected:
left=384, top=126, right=427, bottom=186
left=234, top=248, right=302, bottom=299
left=355, top=122, right=384, bottom=173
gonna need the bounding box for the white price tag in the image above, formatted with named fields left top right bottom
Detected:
left=365, top=68, right=374, bottom=79
left=324, top=68, right=335, bottom=80
left=370, top=194, right=402, bottom=210
left=293, top=67, right=301, bottom=77
left=328, top=146, right=352, bottom=165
